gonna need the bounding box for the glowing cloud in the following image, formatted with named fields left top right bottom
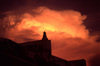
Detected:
left=7, top=7, right=89, bottom=42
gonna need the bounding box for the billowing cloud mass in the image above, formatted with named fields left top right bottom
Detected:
left=6, top=7, right=88, bottom=41
left=1, top=7, right=100, bottom=66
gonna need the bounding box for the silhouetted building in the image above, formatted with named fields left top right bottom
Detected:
left=0, top=32, right=86, bottom=66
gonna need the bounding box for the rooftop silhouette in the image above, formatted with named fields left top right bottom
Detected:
left=0, top=32, right=86, bottom=66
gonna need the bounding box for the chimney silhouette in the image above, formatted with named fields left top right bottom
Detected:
left=42, top=32, right=48, bottom=40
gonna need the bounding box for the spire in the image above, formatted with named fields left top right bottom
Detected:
left=42, top=31, right=48, bottom=40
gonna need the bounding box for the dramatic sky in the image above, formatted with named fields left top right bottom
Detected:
left=0, top=0, right=100, bottom=66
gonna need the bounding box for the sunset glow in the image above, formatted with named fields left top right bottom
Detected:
left=7, top=7, right=89, bottom=43
left=0, top=0, right=100, bottom=66
left=1, top=6, right=100, bottom=66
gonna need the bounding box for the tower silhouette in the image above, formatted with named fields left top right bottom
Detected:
left=42, top=32, right=48, bottom=40
left=0, top=32, right=86, bottom=66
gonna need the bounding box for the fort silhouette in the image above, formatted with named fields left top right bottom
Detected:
left=0, top=32, right=86, bottom=66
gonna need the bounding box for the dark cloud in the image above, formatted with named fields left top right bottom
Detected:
left=0, top=0, right=100, bottom=13
left=89, top=54, right=100, bottom=66
left=96, top=36, right=100, bottom=42
left=0, top=0, right=26, bottom=12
